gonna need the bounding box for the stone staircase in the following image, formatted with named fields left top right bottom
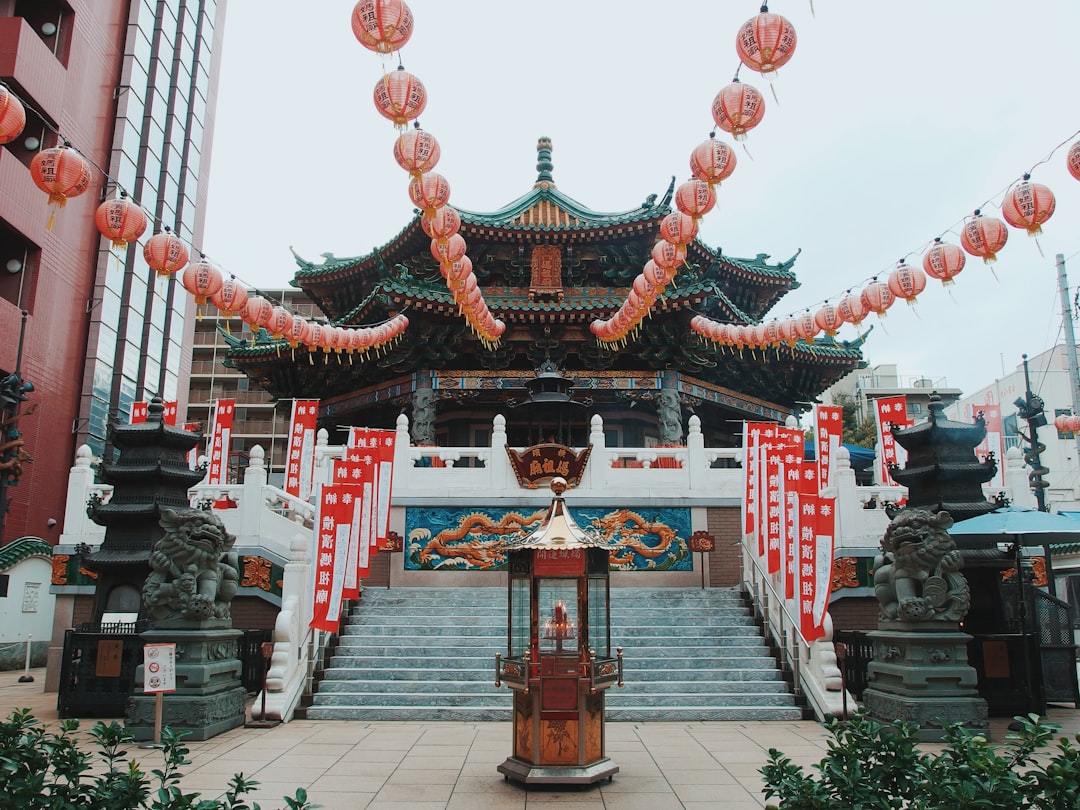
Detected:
left=301, top=586, right=804, bottom=721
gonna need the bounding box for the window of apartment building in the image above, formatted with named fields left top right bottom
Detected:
left=13, top=0, right=74, bottom=66
left=0, top=219, right=39, bottom=311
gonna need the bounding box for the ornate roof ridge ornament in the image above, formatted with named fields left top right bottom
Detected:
left=534, top=136, right=554, bottom=188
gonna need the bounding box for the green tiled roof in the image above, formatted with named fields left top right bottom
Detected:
left=0, top=537, right=53, bottom=571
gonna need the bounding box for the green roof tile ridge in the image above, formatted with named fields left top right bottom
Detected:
left=0, top=537, right=53, bottom=571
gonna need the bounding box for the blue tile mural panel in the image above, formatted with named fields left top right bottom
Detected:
left=405, top=506, right=691, bottom=571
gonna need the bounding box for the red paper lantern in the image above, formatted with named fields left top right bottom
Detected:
left=652, top=240, right=686, bottom=271
left=960, top=210, right=1009, bottom=264
left=393, top=127, right=440, bottom=175
left=422, top=206, right=461, bottom=242
left=793, top=311, right=820, bottom=342
left=836, top=291, right=868, bottom=326
left=689, top=136, right=737, bottom=186
left=861, top=281, right=895, bottom=316
left=211, top=277, right=249, bottom=317
left=94, top=193, right=148, bottom=249
left=643, top=260, right=666, bottom=287
left=633, top=273, right=658, bottom=304
left=351, top=0, right=413, bottom=53
left=814, top=303, right=843, bottom=336
left=181, top=257, right=223, bottom=304
left=445, top=255, right=472, bottom=285
left=659, top=212, right=698, bottom=245
left=267, top=306, right=293, bottom=338
left=1069, top=415, right=1080, bottom=434
left=143, top=228, right=189, bottom=278
left=1002, top=174, right=1056, bottom=236
left=431, top=233, right=466, bottom=264
left=887, top=260, right=927, bottom=304
left=286, top=316, right=311, bottom=348
left=242, top=295, right=274, bottom=328
left=778, top=318, right=798, bottom=345
left=1068, top=141, right=1080, bottom=182
left=408, top=172, right=450, bottom=214
left=711, top=81, right=765, bottom=141
left=1054, top=414, right=1073, bottom=433
left=30, top=145, right=92, bottom=206
left=736, top=6, right=797, bottom=77
left=922, top=238, right=966, bottom=286
left=763, top=320, right=783, bottom=346
left=306, top=322, right=325, bottom=353
left=0, top=86, right=26, bottom=145
left=373, top=66, right=426, bottom=126
left=674, top=180, right=716, bottom=220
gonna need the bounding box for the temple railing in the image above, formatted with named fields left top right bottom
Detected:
left=56, top=414, right=1041, bottom=723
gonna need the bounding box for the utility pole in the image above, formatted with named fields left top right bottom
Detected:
left=1056, top=253, right=1080, bottom=460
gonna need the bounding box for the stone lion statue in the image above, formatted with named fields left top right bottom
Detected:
left=873, top=508, right=969, bottom=623
left=142, top=507, right=240, bottom=622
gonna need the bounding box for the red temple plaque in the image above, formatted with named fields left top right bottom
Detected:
left=534, top=548, right=585, bottom=576
left=506, top=443, right=591, bottom=489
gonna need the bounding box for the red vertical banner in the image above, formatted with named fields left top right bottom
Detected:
left=184, top=422, right=200, bottom=469
left=973, top=397, right=1005, bottom=488
left=162, top=401, right=178, bottom=425
left=790, top=462, right=819, bottom=600
left=348, top=427, right=397, bottom=545
left=333, top=458, right=375, bottom=595
left=815, top=405, right=843, bottom=491
left=769, top=428, right=803, bottom=577
left=798, top=494, right=835, bottom=642
left=742, top=423, right=762, bottom=542
left=285, top=400, right=320, bottom=499
left=131, top=402, right=148, bottom=423
left=874, top=396, right=912, bottom=485
left=310, top=484, right=357, bottom=632
left=206, top=399, right=235, bottom=485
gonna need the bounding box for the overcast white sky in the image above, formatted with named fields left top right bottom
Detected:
left=202, top=1, right=1080, bottom=401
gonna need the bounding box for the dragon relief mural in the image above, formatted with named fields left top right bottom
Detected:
left=405, top=506, right=691, bottom=571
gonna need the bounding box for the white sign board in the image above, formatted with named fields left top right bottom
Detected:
left=143, top=643, right=176, bottom=693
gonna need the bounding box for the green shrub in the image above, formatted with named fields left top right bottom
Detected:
left=0, top=708, right=317, bottom=810
left=761, top=711, right=1080, bottom=810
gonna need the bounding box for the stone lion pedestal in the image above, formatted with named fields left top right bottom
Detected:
left=863, top=622, right=988, bottom=742
left=126, top=508, right=247, bottom=742
left=863, top=509, right=989, bottom=742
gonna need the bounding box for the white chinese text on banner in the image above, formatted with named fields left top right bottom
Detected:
left=348, top=427, right=397, bottom=546
left=814, top=405, right=843, bottom=491
left=798, top=493, right=835, bottom=642
left=874, top=396, right=912, bottom=485
left=206, top=399, right=235, bottom=486
left=310, top=484, right=362, bottom=632
left=285, top=399, right=319, bottom=499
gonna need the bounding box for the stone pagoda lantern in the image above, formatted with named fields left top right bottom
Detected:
left=495, top=477, right=623, bottom=785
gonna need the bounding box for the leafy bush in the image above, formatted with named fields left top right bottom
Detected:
left=761, top=711, right=1080, bottom=810
left=0, top=708, right=316, bottom=810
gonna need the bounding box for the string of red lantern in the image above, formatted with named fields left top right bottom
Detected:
left=0, top=79, right=406, bottom=363
left=355, top=0, right=505, bottom=350
left=593, top=3, right=788, bottom=346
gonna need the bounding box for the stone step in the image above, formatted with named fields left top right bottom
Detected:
left=310, top=690, right=796, bottom=709
left=314, top=677, right=791, bottom=695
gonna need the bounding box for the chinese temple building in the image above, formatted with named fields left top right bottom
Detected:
left=226, top=139, right=864, bottom=456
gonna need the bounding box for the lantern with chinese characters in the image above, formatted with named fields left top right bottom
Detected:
left=711, top=80, right=765, bottom=141
left=674, top=179, right=716, bottom=220
left=922, top=237, right=966, bottom=286
left=180, top=256, right=223, bottom=304
left=0, top=86, right=26, bottom=144
left=94, top=193, right=148, bottom=249
left=1001, top=174, right=1056, bottom=236
left=1068, top=141, right=1080, bottom=182
left=431, top=233, right=466, bottom=265
left=267, top=305, right=292, bottom=339
left=351, top=0, right=413, bottom=54
left=408, top=172, right=450, bottom=214
left=30, top=145, right=92, bottom=224
left=659, top=212, right=697, bottom=245
left=793, top=310, right=820, bottom=342
left=887, top=260, right=927, bottom=304
left=393, top=127, right=440, bottom=175
left=241, top=295, right=274, bottom=330
left=143, top=228, right=189, bottom=278
left=735, top=6, right=797, bottom=77
left=837, top=291, right=868, bottom=326
left=496, top=478, right=622, bottom=786
left=422, top=206, right=461, bottom=243
left=689, top=135, right=737, bottom=186
left=651, top=240, right=686, bottom=272
left=861, top=281, right=895, bottom=317
left=211, top=277, right=249, bottom=318
left=814, top=303, right=843, bottom=336
left=1054, top=414, right=1073, bottom=433
left=960, top=210, right=1009, bottom=264
left=373, top=66, right=426, bottom=126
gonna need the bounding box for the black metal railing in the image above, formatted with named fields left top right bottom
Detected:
left=834, top=630, right=874, bottom=700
